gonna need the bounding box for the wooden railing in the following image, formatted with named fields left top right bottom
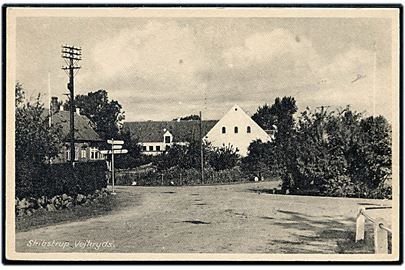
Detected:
left=355, top=206, right=392, bottom=254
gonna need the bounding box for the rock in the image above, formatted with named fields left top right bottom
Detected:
left=17, top=198, right=29, bottom=209
left=18, top=209, right=25, bottom=217
left=51, top=196, right=58, bottom=204
left=66, top=202, right=73, bottom=209
left=76, top=194, right=85, bottom=204
left=62, top=193, right=69, bottom=201
left=131, top=181, right=137, bottom=186
left=46, top=204, right=56, bottom=212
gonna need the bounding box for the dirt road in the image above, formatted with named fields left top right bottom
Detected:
left=15, top=182, right=391, bottom=253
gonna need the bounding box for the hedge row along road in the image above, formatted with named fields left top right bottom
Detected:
left=15, top=181, right=392, bottom=253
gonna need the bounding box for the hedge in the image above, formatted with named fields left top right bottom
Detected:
left=115, top=166, right=250, bottom=186
left=16, top=160, right=107, bottom=198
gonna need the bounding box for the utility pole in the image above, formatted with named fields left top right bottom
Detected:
left=61, top=45, right=82, bottom=165
left=199, top=111, right=204, bottom=183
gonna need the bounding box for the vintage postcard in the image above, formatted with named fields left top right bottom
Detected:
left=3, top=5, right=402, bottom=263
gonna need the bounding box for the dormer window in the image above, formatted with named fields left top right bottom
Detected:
left=222, top=127, right=226, bottom=134
left=247, top=126, right=251, bottom=133
left=234, top=126, right=238, bottom=133
left=165, top=136, right=171, bottom=143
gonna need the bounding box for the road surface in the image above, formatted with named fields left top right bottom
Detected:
left=15, top=182, right=392, bottom=253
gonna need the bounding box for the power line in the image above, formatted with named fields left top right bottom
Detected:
left=61, top=44, right=82, bottom=165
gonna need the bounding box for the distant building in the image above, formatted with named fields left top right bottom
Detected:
left=204, top=105, right=272, bottom=156
left=125, top=104, right=273, bottom=157
left=124, top=120, right=217, bottom=156
left=47, top=97, right=105, bottom=163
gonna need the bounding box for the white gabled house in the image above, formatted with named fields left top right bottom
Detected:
left=204, top=104, right=272, bottom=156
left=124, top=104, right=273, bottom=157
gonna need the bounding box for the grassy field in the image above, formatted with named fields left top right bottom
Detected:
left=15, top=181, right=392, bottom=254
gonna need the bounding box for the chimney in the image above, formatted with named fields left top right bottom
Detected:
left=76, top=108, right=80, bottom=115
left=51, top=97, right=59, bottom=114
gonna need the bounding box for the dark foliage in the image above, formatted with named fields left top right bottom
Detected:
left=245, top=101, right=392, bottom=199
left=208, top=145, right=239, bottom=171
left=174, top=114, right=201, bottom=121
left=64, top=89, right=125, bottom=140
left=16, top=161, right=107, bottom=198
left=115, top=167, right=246, bottom=186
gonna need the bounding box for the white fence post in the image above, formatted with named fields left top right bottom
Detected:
left=355, top=207, right=366, bottom=242
left=374, top=219, right=388, bottom=254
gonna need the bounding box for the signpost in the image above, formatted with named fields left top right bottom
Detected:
left=102, top=139, right=127, bottom=195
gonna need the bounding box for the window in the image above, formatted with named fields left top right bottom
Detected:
left=142, top=146, right=147, bottom=151
left=81, top=149, right=86, bottom=159
left=156, top=146, right=161, bottom=151
left=90, top=147, right=97, bottom=160
left=165, top=136, right=171, bottom=143
left=222, top=127, right=226, bottom=134
left=149, top=145, right=154, bottom=151
left=247, top=126, right=251, bottom=133
left=234, top=126, right=238, bottom=133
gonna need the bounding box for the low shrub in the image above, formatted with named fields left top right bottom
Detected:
left=115, top=166, right=248, bottom=186
left=16, top=160, right=107, bottom=198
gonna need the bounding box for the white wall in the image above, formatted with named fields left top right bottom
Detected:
left=204, top=105, right=271, bottom=157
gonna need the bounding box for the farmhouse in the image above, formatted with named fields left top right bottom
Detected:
left=125, top=104, right=272, bottom=157
left=124, top=120, right=217, bottom=155
left=204, top=104, right=273, bottom=156
left=47, top=97, right=105, bottom=163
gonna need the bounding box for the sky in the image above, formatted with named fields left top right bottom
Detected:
left=16, top=16, right=393, bottom=122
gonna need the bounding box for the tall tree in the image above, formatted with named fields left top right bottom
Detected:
left=15, top=82, right=61, bottom=163
left=15, top=83, right=62, bottom=197
left=252, top=97, right=298, bottom=132
left=64, top=89, right=125, bottom=140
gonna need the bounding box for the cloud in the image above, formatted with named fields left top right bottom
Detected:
left=92, top=21, right=208, bottom=83
left=86, top=24, right=391, bottom=121
left=222, top=28, right=320, bottom=77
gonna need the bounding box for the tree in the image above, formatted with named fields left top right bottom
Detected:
left=241, top=140, right=275, bottom=177
left=15, top=82, right=62, bottom=197
left=252, top=97, right=297, bottom=132
left=114, top=128, right=143, bottom=169
left=64, top=90, right=125, bottom=140
left=252, top=104, right=276, bottom=130
left=208, top=145, right=239, bottom=171
left=250, top=97, right=298, bottom=187
left=285, top=106, right=391, bottom=198
left=173, top=114, right=200, bottom=121
left=15, top=83, right=61, bottom=163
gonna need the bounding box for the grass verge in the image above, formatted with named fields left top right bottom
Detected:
left=15, top=191, right=136, bottom=232
left=336, top=231, right=392, bottom=254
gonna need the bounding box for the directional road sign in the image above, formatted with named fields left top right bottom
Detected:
left=107, top=139, right=124, bottom=145
left=100, top=149, right=128, bottom=155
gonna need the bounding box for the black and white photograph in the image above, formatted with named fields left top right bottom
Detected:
left=3, top=6, right=401, bottom=262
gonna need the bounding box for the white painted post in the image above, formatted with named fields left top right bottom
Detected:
left=111, top=138, right=116, bottom=195
left=374, top=219, right=388, bottom=254
left=355, top=207, right=366, bottom=242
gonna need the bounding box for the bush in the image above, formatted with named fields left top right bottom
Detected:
left=115, top=166, right=247, bottom=186
left=15, top=161, right=107, bottom=198
left=244, top=105, right=392, bottom=199
left=208, top=146, right=239, bottom=171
